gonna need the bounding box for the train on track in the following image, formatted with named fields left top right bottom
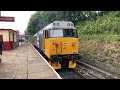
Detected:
left=33, top=21, right=80, bottom=69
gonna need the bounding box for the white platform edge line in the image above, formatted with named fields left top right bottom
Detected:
left=30, top=43, right=62, bottom=79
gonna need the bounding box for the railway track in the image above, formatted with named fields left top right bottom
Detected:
left=56, top=65, right=99, bottom=79
left=56, top=68, right=86, bottom=79
left=76, top=60, right=119, bottom=79
left=57, top=60, right=119, bottom=79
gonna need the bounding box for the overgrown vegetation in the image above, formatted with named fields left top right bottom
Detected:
left=76, top=11, right=120, bottom=42
left=79, top=40, right=120, bottom=67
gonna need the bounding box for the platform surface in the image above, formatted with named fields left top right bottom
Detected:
left=0, top=42, right=61, bottom=79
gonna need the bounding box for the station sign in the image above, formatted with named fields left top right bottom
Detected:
left=0, top=16, right=15, bottom=22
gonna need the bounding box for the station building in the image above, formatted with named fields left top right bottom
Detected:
left=0, top=29, right=19, bottom=50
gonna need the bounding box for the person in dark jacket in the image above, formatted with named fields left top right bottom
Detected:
left=0, top=40, right=3, bottom=55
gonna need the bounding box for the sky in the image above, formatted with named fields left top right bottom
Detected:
left=0, top=11, right=36, bottom=34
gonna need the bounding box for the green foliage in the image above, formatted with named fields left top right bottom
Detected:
left=25, top=11, right=106, bottom=35
left=76, top=11, right=120, bottom=41
left=79, top=34, right=120, bottom=42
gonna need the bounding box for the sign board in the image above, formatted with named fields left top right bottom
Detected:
left=0, top=16, right=15, bottom=22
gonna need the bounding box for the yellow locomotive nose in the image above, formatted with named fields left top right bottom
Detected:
left=49, top=38, right=79, bottom=69
left=50, top=38, right=78, bottom=55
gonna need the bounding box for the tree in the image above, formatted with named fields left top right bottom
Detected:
left=25, top=11, right=109, bottom=35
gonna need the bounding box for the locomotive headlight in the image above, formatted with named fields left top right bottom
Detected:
left=74, top=50, right=76, bottom=53
left=72, top=42, right=76, bottom=46
left=57, top=23, right=60, bottom=26
left=67, top=23, right=70, bottom=26
left=64, top=43, right=67, bottom=46
left=53, top=23, right=56, bottom=26
left=71, top=23, right=74, bottom=26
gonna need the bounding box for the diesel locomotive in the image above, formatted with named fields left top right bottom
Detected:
left=33, top=21, right=80, bottom=69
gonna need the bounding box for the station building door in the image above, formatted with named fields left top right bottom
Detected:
left=0, top=35, right=3, bottom=41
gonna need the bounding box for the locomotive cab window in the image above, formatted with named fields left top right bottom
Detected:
left=45, top=30, right=49, bottom=39
left=49, top=29, right=78, bottom=38
left=50, top=29, right=63, bottom=38
left=64, top=29, right=78, bottom=38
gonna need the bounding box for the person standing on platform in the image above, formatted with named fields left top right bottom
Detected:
left=0, top=40, right=3, bottom=63
left=0, top=40, right=3, bottom=55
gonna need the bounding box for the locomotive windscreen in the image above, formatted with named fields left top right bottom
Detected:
left=49, top=29, right=78, bottom=38
left=50, top=29, right=63, bottom=38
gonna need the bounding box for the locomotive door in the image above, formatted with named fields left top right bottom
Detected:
left=42, top=30, right=45, bottom=50
left=42, top=30, right=48, bottom=51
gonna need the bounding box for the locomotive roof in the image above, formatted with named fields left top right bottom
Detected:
left=42, top=21, right=76, bottom=30
left=34, top=21, right=76, bottom=36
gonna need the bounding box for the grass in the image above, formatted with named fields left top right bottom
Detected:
left=79, top=39, right=120, bottom=67
left=78, top=34, right=120, bottom=42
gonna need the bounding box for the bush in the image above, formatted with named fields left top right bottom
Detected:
left=76, top=11, right=120, bottom=41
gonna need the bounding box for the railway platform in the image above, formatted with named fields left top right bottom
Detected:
left=0, top=42, right=61, bottom=79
